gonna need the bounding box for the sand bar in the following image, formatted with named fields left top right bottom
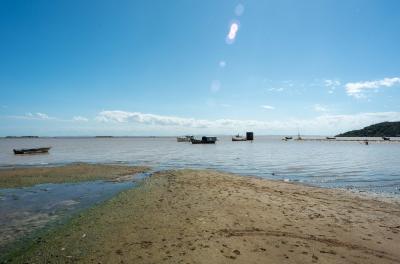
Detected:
left=0, top=163, right=150, bottom=188
left=6, top=169, right=400, bottom=263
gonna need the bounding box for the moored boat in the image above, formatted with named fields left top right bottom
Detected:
left=177, top=136, right=194, bottom=142
left=13, top=147, right=51, bottom=155
left=191, top=136, right=217, bottom=144
left=232, top=134, right=247, bottom=141
left=326, top=137, right=336, bottom=140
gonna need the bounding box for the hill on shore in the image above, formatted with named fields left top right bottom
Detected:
left=336, top=121, right=400, bottom=137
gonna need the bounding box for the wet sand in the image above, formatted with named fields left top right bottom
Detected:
left=0, top=163, right=149, bottom=188
left=8, top=169, right=400, bottom=263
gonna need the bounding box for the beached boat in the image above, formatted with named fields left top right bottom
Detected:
left=191, top=136, right=217, bottom=144
left=232, top=134, right=247, bottom=141
left=13, top=147, right=51, bottom=155
left=177, top=136, right=194, bottom=142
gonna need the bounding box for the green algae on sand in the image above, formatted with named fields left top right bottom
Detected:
left=0, top=163, right=149, bottom=188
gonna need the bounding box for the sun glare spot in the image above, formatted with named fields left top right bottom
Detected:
left=226, top=22, right=239, bottom=44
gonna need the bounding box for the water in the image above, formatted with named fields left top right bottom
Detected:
left=1, top=136, right=400, bottom=196
left=0, top=179, right=140, bottom=252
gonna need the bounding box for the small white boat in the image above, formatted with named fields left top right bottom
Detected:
left=232, top=134, right=247, bottom=141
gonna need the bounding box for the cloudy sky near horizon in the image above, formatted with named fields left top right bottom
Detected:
left=1, top=0, right=400, bottom=136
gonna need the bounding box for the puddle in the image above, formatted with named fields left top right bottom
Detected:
left=0, top=172, right=151, bottom=253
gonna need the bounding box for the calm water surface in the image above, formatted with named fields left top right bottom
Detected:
left=1, top=136, right=399, bottom=196
left=0, top=136, right=399, bottom=254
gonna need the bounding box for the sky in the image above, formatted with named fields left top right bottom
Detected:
left=0, top=0, right=400, bottom=136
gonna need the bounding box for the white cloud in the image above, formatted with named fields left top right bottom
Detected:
left=210, top=80, right=221, bottom=93
left=324, top=79, right=341, bottom=87
left=324, top=79, right=340, bottom=94
left=267, top=87, right=284, bottom=92
left=73, top=116, right=89, bottom=122
left=10, top=112, right=55, bottom=120
left=95, top=110, right=400, bottom=135
left=36, top=113, right=51, bottom=119
left=313, top=104, right=328, bottom=113
left=260, top=105, right=275, bottom=110
left=345, top=77, right=400, bottom=98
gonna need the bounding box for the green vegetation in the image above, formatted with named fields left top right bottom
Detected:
left=336, top=121, right=400, bottom=137
left=0, top=163, right=149, bottom=188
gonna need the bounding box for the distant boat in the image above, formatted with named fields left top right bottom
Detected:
left=13, top=147, right=51, bottom=155
left=177, top=136, right=194, bottom=142
left=282, top=136, right=292, bottom=141
left=382, top=136, right=390, bottom=141
left=326, top=137, right=336, bottom=140
left=232, top=134, right=247, bottom=141
left=191, top=136, right=217, bottom=144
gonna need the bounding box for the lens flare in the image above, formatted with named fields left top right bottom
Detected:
left=226, top=22, right=239, bottom=44
left=235, top=4, right=244, bottom=16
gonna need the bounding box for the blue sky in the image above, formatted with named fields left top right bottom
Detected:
left=0, top=0, right=399, bottom=136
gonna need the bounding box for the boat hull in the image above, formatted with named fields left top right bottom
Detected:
left=13, top=147, right=51, bottom=155
left=232, top=138, right=247, bottom=141
left=190, top=137, right=217, bottom=144
left=191, top=140, right=216, bottom=144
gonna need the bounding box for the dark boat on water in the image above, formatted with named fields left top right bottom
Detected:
left=190, top=136, right=217, bottom=144
left=382, top=136, right=390, bottom=141
left=13, top=147, right=51, bottom=155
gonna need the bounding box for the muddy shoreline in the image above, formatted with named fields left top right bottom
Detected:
left=4, top=169, right=399, bottom=263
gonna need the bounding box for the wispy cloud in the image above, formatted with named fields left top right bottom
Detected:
left=345, top=77, right=400, bottom=98
left=267, top=87, right=284, bottom=92
left=313, top=104, right=328, bottom=113
left=260, top=105, right=275, bottom=110
left=9, top=112, right=55, bottom=120
left=324, top=79, right=341, bottom=94
left=73, top=116, right=89, bottom=122
left=6, top=112, right=90, bottom=122
left=96, top=110, right=400, bottom=134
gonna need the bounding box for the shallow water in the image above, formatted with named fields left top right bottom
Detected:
left=0, top=136, right=399, bottom=197
left=0, top=177, right=141, bottom=252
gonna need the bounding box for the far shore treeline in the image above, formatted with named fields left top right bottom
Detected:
left=336, top=121, right=400, bottom=137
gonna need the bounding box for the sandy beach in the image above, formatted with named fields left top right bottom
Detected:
left=5, top=169, right=399, bottom=263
